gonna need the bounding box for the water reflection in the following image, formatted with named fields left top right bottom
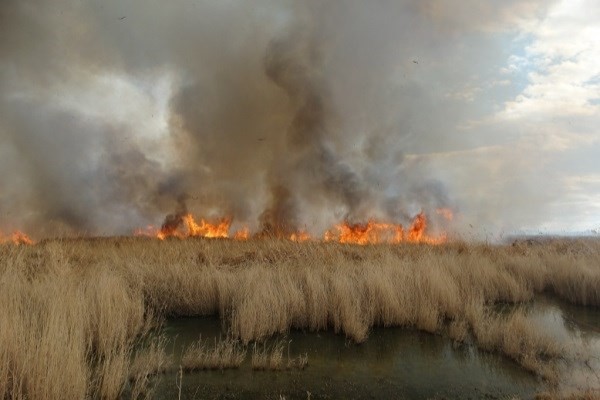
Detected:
left=525, top=296, right=600, bottom=393
left=143, top=296, right=600, bottom=399
left=151, top=318, right=540, bottom=399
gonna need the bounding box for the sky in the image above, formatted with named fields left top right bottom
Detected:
left=0, top=0, right=598, bottom=239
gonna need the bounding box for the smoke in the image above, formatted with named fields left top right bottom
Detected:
left=257, top=29, right=372, bottom=235
left=0, top=0, right=557, bottom=238
left=160, top=195, right=189, bottom=237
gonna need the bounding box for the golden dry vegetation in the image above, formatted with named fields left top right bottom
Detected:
left=180, top=335, right=245, bottom=371
left=251, top=339, right=308, bottom=371
left=0, top=237, right=599, bottom=399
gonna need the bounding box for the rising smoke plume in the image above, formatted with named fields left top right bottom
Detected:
left=0, top=0, right=554, bottom=238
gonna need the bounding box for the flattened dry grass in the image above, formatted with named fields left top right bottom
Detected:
left=1, top=237, right=599, bottom=398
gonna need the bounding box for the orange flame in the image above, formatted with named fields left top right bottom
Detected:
left=290, top=231, right=312, bottom=242
left=135, top=214, right=236, bottom=240
left=0, top=230, right=34, bottom=245
left=325, top=213, right=445, bottom=245
left=184, top=215, right=230, bottom=238
left=233, top=227, right=250, bottom=241
left=409, top=212, right=447, bottom=244
left=325, top=221, right=403, bottom=245
left=135, top=212, right=447, bottom=245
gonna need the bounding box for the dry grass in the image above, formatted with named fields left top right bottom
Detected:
left=180, top=335, right=245, bottom=371
left=251, top=341, right=284, bottom=370
left=128, top=336, right=172, bottom=400
left=467, top=307, right=563, bottom=381
left=0, top=242, right=162, bottom=399
left=0, top=237, right=599, bottom=398
left=251, top=339, right=308, bottom=371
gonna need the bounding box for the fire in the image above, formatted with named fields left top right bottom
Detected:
left=324, top=213, right=444, bottom=245
left=290, top=231, right=311, bottom=242
left=135, top=214, right=248, bottom=241
left=325, top=221, right=403, bottom=245
left=183, top=215, right=230, bottom=238
left=408, top=213, right=447, bottom=244
left=408, top=213, right=426, bottom=241
left=0, top=230, right=34, bottom=245
left=135, top=212, right=448, bottom=245
left=233, top=227, right=250, bottom=241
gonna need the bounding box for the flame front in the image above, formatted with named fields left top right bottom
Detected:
left=1, top=210, right=448, bottom=246
left=0, top=230, right=34, bottom=245
left=184, top=215, right=230, bottom=238
left=290, top=231, right=311, bottom=242
left=135, top=211, right=448, bottom=245
left=136, top=214, right=247, bottom=241
left=324, top=212, right=445, bottom=245
left=325, top=221, right=403, bottom=245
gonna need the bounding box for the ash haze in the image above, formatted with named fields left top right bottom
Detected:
left=0, top=0, right=598, bottom=239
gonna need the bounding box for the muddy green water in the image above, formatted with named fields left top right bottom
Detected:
left=142, top=297, right=599, bottom=399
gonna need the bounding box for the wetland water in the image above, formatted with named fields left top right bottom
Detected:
left=146, top=297, right=600, bottom=399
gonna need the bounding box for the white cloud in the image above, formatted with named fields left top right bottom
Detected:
left=498, top=0, right=600, bottom=120
left=541, top=173, right=600, bottom=232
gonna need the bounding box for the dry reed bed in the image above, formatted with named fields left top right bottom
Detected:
left=251, top=339, right=308, bottom=371
left=0, top=243, right=166, bottom=399
left=181, top=336, right=245, bottom=371
left=0, top=237, right=599, bottom=399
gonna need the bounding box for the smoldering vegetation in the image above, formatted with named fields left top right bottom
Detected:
left=1, top=238, right=599, bottom=398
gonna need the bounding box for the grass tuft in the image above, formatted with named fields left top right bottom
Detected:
left=0, top=237, right=598, bottom=398
left=181, top=335, right=245, bottom=371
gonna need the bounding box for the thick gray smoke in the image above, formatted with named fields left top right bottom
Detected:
left=0, top=0, right=555, bottom=238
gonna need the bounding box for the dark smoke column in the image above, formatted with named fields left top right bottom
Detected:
left=260, top=30, right=370, bottom=236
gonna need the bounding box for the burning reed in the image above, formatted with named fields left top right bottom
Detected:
left=0, top=237, right=599, bottom=398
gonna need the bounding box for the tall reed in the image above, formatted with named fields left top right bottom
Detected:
left=1, top=237, right=598, bottom=398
